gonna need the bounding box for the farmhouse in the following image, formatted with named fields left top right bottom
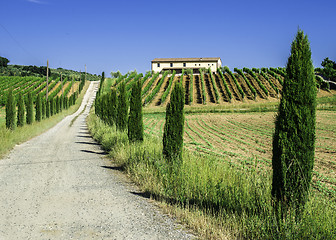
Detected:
left=151, top=57, right=222, bottom=74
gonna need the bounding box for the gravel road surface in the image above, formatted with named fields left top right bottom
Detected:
left=0, top=82, right=194, bottom=239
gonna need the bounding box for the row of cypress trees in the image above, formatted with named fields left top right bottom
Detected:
left=95, top=80, right=143, bottom=141
left=95, top=74, right=185, bottom=161
left=6, top=88, right=80, bottom=130
left=94, top=29, right=315, bottom=218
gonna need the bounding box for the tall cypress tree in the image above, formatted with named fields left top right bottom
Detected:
left=35, top=93, right=42, bottom=122
left=98, top=72, right=105, bottom=95
left=55, top=96, right=60, bottom=114
left=116, top=82, right=128, bottom=131
left=49, top=98, right=54, bottom=116
left=46, top=99, right=50, bottom=118
left=17, top=92, right=25, bottom=127
left=272, top=29, right=317, bottom=210
left=59, top=96, right=63, bottom=111
left=128, top=79, right=143, bottom=142
left=26, top=92, right=33, bottom=124
left=109, top=88, right=118, bottom=126
left=163, top=80, right=185, bottom=162
left=42, top=97, right=46, bottom=119
left=6, top=89, right=16, bottom=130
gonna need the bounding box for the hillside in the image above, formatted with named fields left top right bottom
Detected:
left=107, top=67, right=334, bottom=108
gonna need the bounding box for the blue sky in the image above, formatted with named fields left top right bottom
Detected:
left=1, top=0, right=335, bottom=76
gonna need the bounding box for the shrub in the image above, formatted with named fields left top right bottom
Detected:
left=42, top=97, right=46, bottom=119
left=17, top=93, right=25, bottom=127
left=108, top=88, right=118, bottom=126
left=26, top=92, right=34, bottom=124
left=35, top=93, right=42, bottom=122
left=128, top=78, right=144, bottom=142
left=163, top=80, right=185, bottom=163
left=55, top=96, right=60, bottom=114
left=5, top=89, right=16, bottom=130
left=116, top=82, right=128, bottom=131
left=49, top=98, right=55, bottom=116
left=46, top=98, right=50, bottom=118
left=272, top=29, right=317, bottom=210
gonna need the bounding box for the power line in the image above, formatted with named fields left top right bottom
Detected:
left=0, top=22, right=41, bottom=63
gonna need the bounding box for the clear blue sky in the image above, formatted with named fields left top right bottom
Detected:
left=1, top=0, right=335, bottom=76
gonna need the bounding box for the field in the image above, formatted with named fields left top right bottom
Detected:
left=143, top=110, right=336, bottom=198
left=110, top=67, right=332, bottom=108
left=0, top=76, right=81, bottom=106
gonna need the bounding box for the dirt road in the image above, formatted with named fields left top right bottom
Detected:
left=0, top=82, right=193, bottom=239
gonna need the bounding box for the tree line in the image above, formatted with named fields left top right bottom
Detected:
left=5, top=77, right=85, bottom=130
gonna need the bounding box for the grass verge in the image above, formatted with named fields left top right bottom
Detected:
left=87, top=112, right=336, bottom=239
left=0, top=82, right=90, bottom=159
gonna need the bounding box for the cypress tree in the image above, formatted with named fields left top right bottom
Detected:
left=50, top=98, right=54, bottom=116
left=46, top=99, right=50, bottom=118
left=65, top=97, right=69, bottom=109
left=59, top=96, right=63, bottom=111
left=42, top=97, right=46, bottom=119
left=109, top=88, right=118, bottom=126
left=95, top=96, right=101, bottom=118
left=116, top=82, right=128, bottom=131
left=98, top=72, right=105, bottom=95
left=26, top=92, right=34, bottom=124
left=272, top=29, right=317, bottom=210
left=17, top=93, right=25, bottom=127
left=163, top=80, right=185, bottom=162
left=102, top=94, right=109, bottom=123
left=128, top=79, right=143, bottom=142
left=6, top=89, right=16, bottom=130
left=35, top=93, right=42, bottom=122
left=55, top=96, right=60, bottom=114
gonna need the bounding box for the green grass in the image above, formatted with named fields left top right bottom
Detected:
left=0, top=82, right=89, bottom=158
left=87, top=112, right=336, bottom=239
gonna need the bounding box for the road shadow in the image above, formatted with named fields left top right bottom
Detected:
left=130, top=191, right=151, bottom=199
left=75, top=141, right=100, bottom=146
left=76, top=135, right=92, bottom=138
left=80, top=149, right=107, bottom=155
left=101, top=165, right=123, bottom=171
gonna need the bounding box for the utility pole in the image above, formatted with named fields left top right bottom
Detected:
left=46, top=60, right=49, bottom=101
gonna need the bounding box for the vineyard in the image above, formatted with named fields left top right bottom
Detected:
left=0, top=75, right=86, bottom=133
left=0, top=76, right=81, bottom=106
left=143, top=111, right=336, bottom=199
left=110, top=67, right=331, bottom=107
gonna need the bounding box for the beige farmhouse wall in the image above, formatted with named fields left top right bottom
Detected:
left=151, top=58, right=222, bottom=73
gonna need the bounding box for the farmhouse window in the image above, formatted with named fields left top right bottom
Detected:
left=170, top=63, right=173, bottom=67
left=183, top=63, right=186, bottom=67
left=157, top=63, right=160, bottom=67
